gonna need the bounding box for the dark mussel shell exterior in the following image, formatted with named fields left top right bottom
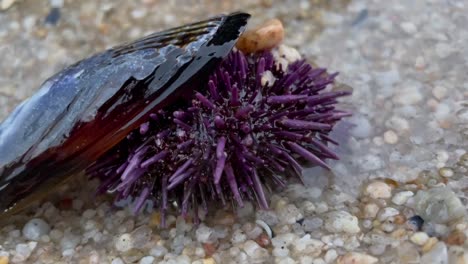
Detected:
left=0, top=12, right=250, bottom=213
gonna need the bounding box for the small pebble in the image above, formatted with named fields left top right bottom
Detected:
left=291, top=234, right=323, bottom=256
left=115, top=233, right=133, bottom=252
left=12, top=242, right=37, bottom=263
left=149, top=245, right=167, bottom=257
left=324, top=249, right=338, bottom=263
left=242, top=240, right=269, bottom=261
left=236, top=19, right=284, bottom=53
left=410, top=232, right=430, bottom=246
left=432, top=86, right=448, bottom=100
left=363, top=203, right=379, bottom=218
left=278, top=204, right=303, bottom=225
left=111, top=258, right=125, bottom=264
left=277, top=257, right=296, bottom=264
left=22, top=218, right=50, bottom=241
left=324, top=210, right=360, bottom=234
left=422, top=237, right=439, bottom=252
left=383, top=130, right=398, bottom=144
left=397, top=242, right=420, bottom=263
left=448, top=246, right=468, bottom=264
left=365, top=181, right=392, bottom=199
left=60, top=232, right=80, bottom=251
left=392, top=191, right=414, bottom=205
left=0, top=0, right=16, bottom=10
left=400, top=21, right=417, bottom=34
left=196, top=225, right=216, bottom=243
left=445, top=230, right=466, bottom=246
left=421, top=242, right=448, bottom=264
left=203, top=258, right=216, bottom=264
left=302, top=217, right=323, bottom=232
left=272, top=246, right=289, bottom=257
left=439, top=167, right=454, bottom=177
left=412, top=187, right=466, bottom=224
left=337, top=252, right=378, bottom=264
left=415, top=56, right=426, bottom=69
left=231, top=229, right=247, bottom=244
left=139, top=256, right=155, bottom=264
left=377, top=207, right=400, bottom=221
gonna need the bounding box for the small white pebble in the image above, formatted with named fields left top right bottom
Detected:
left=60, top=232, right=80, bottom=251
left=432, top=86, right=447, bottom=100
left=149, top=245, right=167, bottom=257
left=301, top=201, right=316, bottom=215
left=139, top=256, right=155, bottom=264
left=373, top=136, right=384, bottom=146
left=298, top=255, right=314, bottom=264
left=1, top=0, right=17, bottom=10
left=40, top=235, right=51, bottom=243
left=386, top=116, right=410, bottom=132
left=50, top=0, right=64, bottom=8
left=415, top=56, right=426, bottom=69
left=337, top=252, right=378, bottom=264
left=115, top=233, right=133, bottom=252
left=324, top=249, right=338, bottom=263
left=410, top=232, right=429, bottom=246
left=363, top=203, right=380, bottom=218
left=366, top=181, right=392, bottom=199
left=400, top=22, right=417, bottom=34
left=315, top=201, right=329, bottom=214
left=278, top=204, right=303, bottom=225
left=196, top=224, right=215, bottom=243
left=277, top=257, right=296, bottom=264
left=392, top=191, right=414, bottom=205
left=384, top=130, right=398, bottom=144
left=313, top=258, right=326, bottom=264
left=62, top=249, right=75, bottom=257
left=49, top=229, right=63, bottom=242
left=381, top=222, right=395, bottom=232
left=22, top=218, right=50, bottom=241
left=261, top=70, right=276, bottom=87
left=12, top=242, right=37, bottom=262
left=377, top=207, right=400, bottom=221
left=324, top=211, right=360, bottom=234
left=242, top=240, right=268, bottom=259
left=272, top=246, right=290, bottom=257
left=131, top=8, right=147, bottom=19
left=111, top=258, right=125, bottom=264
left=231, top=229, right=247, bottom=244
left=436, top=150, right=449, bottom=164
left=439, top=167, right=454, bottom=177
left=194, top=247, right=205, bottom=258
left=291, top=234, right=324, bottom=255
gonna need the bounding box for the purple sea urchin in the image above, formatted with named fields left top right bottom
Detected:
left=89, top=48, right=351, bottom=225
left=0, top=13, right=250, bottom=214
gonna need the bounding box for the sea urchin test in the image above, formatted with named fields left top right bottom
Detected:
left=0, top=13, right=350, bottom=225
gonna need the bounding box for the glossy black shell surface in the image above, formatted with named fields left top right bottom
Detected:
left=0, top=12, right=250, bottom=213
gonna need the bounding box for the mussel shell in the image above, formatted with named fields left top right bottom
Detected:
left=0, top=12, right=250, bottom=213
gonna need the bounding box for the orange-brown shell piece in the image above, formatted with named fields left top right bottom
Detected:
left=236, top=18, right=284, bottom=54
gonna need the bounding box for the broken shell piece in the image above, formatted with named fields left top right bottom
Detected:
left=236, top=19, right=285, bottom=53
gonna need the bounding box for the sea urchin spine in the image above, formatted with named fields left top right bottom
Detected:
left=88, top=48, right=351, bottom=226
